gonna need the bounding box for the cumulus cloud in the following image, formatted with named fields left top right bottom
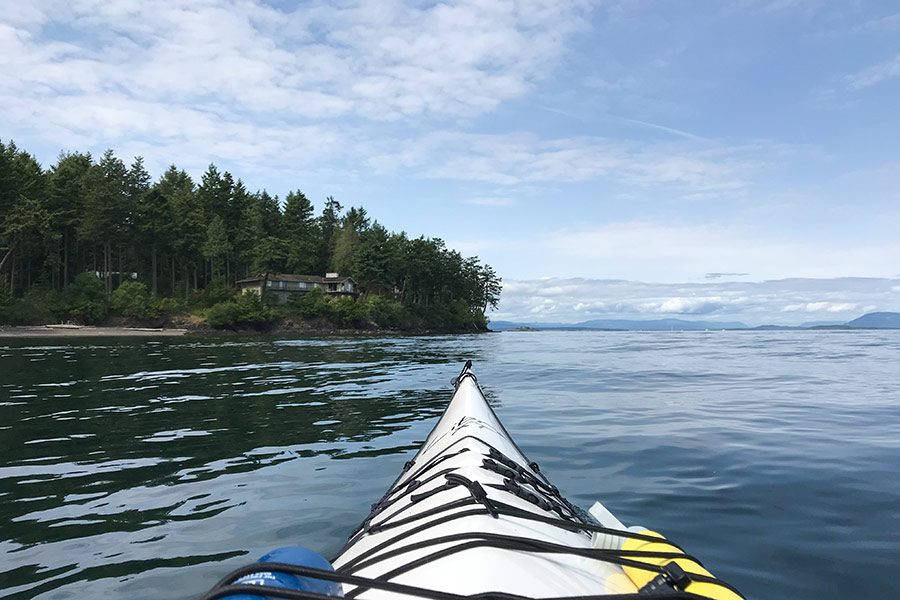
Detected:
left=4, top=0, right=588, bottom=118
left=0, top=0, right=811, bottom=210
left=782, top=302, right=858, bottom=313
left=493, top=277, right=900, bottom=325
left=0, top=0, right=589, bottom=175
left=0, top=0, right=798, bottom=201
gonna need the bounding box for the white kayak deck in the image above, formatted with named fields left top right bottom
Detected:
left=332, top=371, right=639, bottom=598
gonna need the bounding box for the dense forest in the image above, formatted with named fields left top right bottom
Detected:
left=0, top=140, right=501, bottom=331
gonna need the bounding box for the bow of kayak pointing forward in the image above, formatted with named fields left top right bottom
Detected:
left=204, top=361, right=743, bottom=600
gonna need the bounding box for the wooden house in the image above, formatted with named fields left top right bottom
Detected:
left=236, top=273, right=357, bottom=303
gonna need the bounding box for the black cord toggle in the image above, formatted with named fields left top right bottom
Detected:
left=501, top=477, right=552, bottom=512
left=444, top=473, right=499, bottom=518
left=451, top=360, right=475, bottom=388
left=638, top=561, right=692, bottom=594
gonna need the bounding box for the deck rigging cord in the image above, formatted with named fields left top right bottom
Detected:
left=204, top=362, right=745, bottom=600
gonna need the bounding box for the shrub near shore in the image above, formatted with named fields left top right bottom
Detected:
left=203, top=289, right=483, bottom=332
left=0, top=274, right=486, bottom=332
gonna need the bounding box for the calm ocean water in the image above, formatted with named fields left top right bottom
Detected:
left=1, top=331, right=898, bottom=599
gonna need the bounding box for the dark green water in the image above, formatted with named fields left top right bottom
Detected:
left=1, top=331, right=899, bottom=599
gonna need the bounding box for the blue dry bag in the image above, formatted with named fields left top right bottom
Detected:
left=224, top=546, right=343, bottom=599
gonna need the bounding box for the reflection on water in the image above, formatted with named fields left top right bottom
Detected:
left=1, top=331, right=899, bottom=599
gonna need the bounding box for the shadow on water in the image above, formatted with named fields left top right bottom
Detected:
left=0, top=335, right=485, bottom=598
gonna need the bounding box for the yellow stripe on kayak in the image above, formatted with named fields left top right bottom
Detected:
left=621, top=530, right=742, bottom=600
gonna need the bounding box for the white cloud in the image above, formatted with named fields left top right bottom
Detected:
left=364, top=131, right=769, bottom=193
left=2, top=1, right=589, bottom=119
left=451, top=219, right=900, bottom=284
left=645, top=297, right=732, bottom=314
left=535, top=222, right=900, bottom=281
left=463, top=197, right=516, bottom=207
left=493, top=277, right=900, bottom=325
left=845, top=53, right=900, bottom=89
left=0, top=0, right=590, bottom=174
left=849, top=12, right=900, bottom=34
left=734, top=0, right=823, bottom=13
left=1, top=0, right=784, bottom=198
left=782, top=302, right=858, bottom=313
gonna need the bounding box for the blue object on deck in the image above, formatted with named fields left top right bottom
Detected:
left=223, top=546, right=343, bottom=599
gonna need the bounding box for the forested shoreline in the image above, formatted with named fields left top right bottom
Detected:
left=0, top=140, right=501, bottom=332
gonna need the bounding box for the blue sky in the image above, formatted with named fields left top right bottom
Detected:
left=2, top=1, right=899, bottom=324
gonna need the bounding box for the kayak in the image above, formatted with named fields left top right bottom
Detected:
left=205, top=362, right=744, bottom=600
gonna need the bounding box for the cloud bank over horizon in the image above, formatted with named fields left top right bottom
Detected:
left=493, top=277, right=900, bottom=326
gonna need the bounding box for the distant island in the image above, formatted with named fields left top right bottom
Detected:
left=846, top=312, right=900, bottom=329
left=0, top=141, right=501, bottom=334
left=490, top=311, right=900, bottom=332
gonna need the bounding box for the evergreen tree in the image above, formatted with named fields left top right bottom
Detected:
left=47, top=152, right=93, bottom=287
left=136, top=188, right=172, bottom=296
left=156, top=166, right=197, bottom=295
left=317, top=196, right=342, bottom=273
left=355, top=222, right=392, bottom=293
left=331, top=206, right=370, bottom=276
left=79, top=150, right=128, bottom=297
left=240, top=189, right=286, bottom=276
left=126, top=157, right=153, bottom=290
left=0, top=142, right=49, bottom=290
left=203, top=215, right=230, bottom=278
left=282, top=190, right=318, bottom=274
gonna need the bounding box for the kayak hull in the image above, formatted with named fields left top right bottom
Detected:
left=204, top=363, right=744, bottom=600
left=331, top=368, right=638, bottom=597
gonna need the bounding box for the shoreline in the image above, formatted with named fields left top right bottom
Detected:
left=0, top=324, right=490, bottom=339
left=0, top=325, right=190, bottom=338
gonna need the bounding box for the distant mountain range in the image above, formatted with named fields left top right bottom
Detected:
left=489, top=311, right=900, bottom=332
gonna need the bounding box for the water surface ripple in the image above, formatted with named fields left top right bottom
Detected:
left=1, top=331, right=898, bottom=599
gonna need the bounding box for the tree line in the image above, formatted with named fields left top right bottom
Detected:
left=0, top=140, right=501, bottom=328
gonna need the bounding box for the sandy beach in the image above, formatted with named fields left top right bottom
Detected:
left=0, top=325, right=189, bottom=338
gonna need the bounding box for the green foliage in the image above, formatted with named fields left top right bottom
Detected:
left=357, top=294, right=404, bottom=327
left=0, top=139, right=502, bottom=331
left=0, top=278, right=11, bottom=306
left=317, top=196, right=343, bottom=273
left=154, top=296, right=182, bottom=315
left=206, top=292, right=274, bottom=329
left=202, top=215, right=230, bottom=276
left=328, top=296, right=363, bottom=327
left=281, top=291, right=405, bottom=329
left=286, top=287, right=330, bottom=318
left=195, top=277, right=234, bottom=308
left=331, top=206, right=369, bottom=274
left=0, top=282, right=64, bottom=325
left=283, top=190, right=319, bottom=274
left=78, top=150, right=127, bottom=244
left=252, top=237, right=288, bottom=276
left=64, top=272, right=107, bottom=324
left=111, top=281, right=159, bottom=320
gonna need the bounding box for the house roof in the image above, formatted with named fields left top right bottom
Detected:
left=235, top=273, right=356, bottom=285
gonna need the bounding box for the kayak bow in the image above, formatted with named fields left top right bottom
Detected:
left=205, top=361, right=743, bottom=600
